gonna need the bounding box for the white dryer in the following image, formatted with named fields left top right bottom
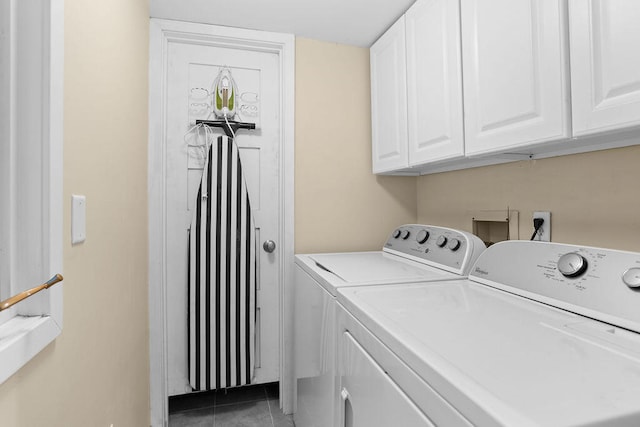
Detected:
left=337, top=240, right=640, bottom=426
left=293, top=224, right=486, bottom=427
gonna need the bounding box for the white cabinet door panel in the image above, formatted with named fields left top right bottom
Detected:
left=570, top=0, right=640, bottom=135
left=371, top=17, right=409, bottom=173
left=406, top=0, right=464, bottom=165
left=461, top=0, right=570, bottom=156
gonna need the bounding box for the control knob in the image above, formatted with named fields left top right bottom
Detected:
left=392, top=229, right=401, bottom=239
left=557, top=252, right=588, bottom=278
left=448, top=238, right=461, bottom=251
left=622, top=268, right=640, bottom=289
left=401, top=230, right=411, bottom=240
left=416, top=230, right=430, bottom=244
left=436, top=236, right=448, bottom=248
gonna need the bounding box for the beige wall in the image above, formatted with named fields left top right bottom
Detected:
left=0, top=0, right=150, bottom=426
left=0, top=31, right=416, bottom=426
left=295, top=38, right=417, bottom=253
left=417, top=143, right=640, bottom=252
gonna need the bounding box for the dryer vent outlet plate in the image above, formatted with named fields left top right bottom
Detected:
left=470, top=209, right=519, bottom=247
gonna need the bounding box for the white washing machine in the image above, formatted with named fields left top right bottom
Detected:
left=336, top=240, right=640, bottom=426
left=293, top=224, right=486, bottom=427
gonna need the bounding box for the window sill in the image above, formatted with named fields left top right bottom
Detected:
left=0, top=315, right=62, bottom=384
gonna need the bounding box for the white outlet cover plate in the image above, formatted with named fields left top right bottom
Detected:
left=533, top=211, right=551, bottom=242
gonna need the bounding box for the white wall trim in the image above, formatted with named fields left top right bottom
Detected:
left=148, top=18, right=295, bottom=426
left=0, top=0, right=64, bottom=385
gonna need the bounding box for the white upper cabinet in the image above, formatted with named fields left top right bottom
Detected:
left=371, top=17, right=409, bottom=174
left=370, top=0, right=640, bottom=175
left=406, top=0, right=464, bottom=165
left=569, top=0, right=640, bottom=136
left=461, top=0, right=571, bottom=156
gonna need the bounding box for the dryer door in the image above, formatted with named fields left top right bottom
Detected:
left=339, top=331, right=434, bottom=427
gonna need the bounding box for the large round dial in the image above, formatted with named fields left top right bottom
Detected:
left=436, top=235, right=448, bottom=248
left=557, top=252, right=588, bottom=278
left=401, top=230, right=411, bottom=240
left=416, top=230, right=430, bottom=244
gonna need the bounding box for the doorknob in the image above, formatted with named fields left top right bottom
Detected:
left=263, top=240, right=276, bottom=253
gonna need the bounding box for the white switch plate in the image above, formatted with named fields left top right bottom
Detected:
left=71, top=195, right=86, bottom=244
left=533, top=211, right=551, bottom=242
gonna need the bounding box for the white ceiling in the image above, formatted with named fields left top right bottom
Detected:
left=149, top=0, right=416, bottom=47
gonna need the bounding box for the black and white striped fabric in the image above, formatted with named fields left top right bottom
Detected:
left=188, top=135, right=256, bottom=391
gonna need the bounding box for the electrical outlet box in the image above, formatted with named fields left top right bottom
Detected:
left=533, top=211, right=551, bottom=242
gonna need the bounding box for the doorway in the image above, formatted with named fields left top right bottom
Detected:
left=148, top=19, right=295, bottom=426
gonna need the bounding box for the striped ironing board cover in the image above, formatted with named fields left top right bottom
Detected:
left=188, top=134, right=256, bottom=391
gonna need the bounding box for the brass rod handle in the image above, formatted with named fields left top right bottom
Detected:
left=0, top=274, right=64, bottom=312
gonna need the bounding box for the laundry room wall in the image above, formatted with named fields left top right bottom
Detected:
left=416, top=143, right=640, bottom=252
left=295, top=38, right=417, bottom=254
left=0, top=0, right=150, bottom=425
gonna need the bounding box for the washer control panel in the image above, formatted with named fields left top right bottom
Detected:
left=383, top=224, right=485, bottom=274
left=469, top=241, right=640, bottom=333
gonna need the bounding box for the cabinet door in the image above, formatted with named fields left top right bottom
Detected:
left=339, top=331, right=434, bottom=427
left=406, top=0, right=464, bottom=165
left=461, top=0, right=570, bottom=156
left=569, top=0, right=640, bottom=136
left=370, top=17, right=409, bottom=173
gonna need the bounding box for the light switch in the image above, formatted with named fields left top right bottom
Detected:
left=71, top=195, right=86, bottom=244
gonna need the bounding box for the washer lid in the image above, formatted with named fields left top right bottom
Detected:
left=338, top=281, right=640, bottom=427
left=310, top=252, right=455, bottom=285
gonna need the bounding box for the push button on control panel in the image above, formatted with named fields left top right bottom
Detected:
left=623, top=268, right=640, bottom=288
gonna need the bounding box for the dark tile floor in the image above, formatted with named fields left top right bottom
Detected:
left=169, top=382, right=294, bottom=426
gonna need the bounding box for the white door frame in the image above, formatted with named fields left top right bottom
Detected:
left=148, top=18, right=295, bottom=426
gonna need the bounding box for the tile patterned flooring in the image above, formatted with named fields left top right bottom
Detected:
left=169, top=382, right=294, bottom=426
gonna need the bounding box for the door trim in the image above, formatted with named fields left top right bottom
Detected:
left=148, top=19, right=295, bottom=426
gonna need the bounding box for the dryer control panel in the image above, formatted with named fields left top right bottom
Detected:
left=383, top=224, right=486, bottom=276
left=469, top=240, right=640, bottom=334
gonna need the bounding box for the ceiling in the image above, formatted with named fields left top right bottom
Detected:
left=149, top=0, right=416, bottom=47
